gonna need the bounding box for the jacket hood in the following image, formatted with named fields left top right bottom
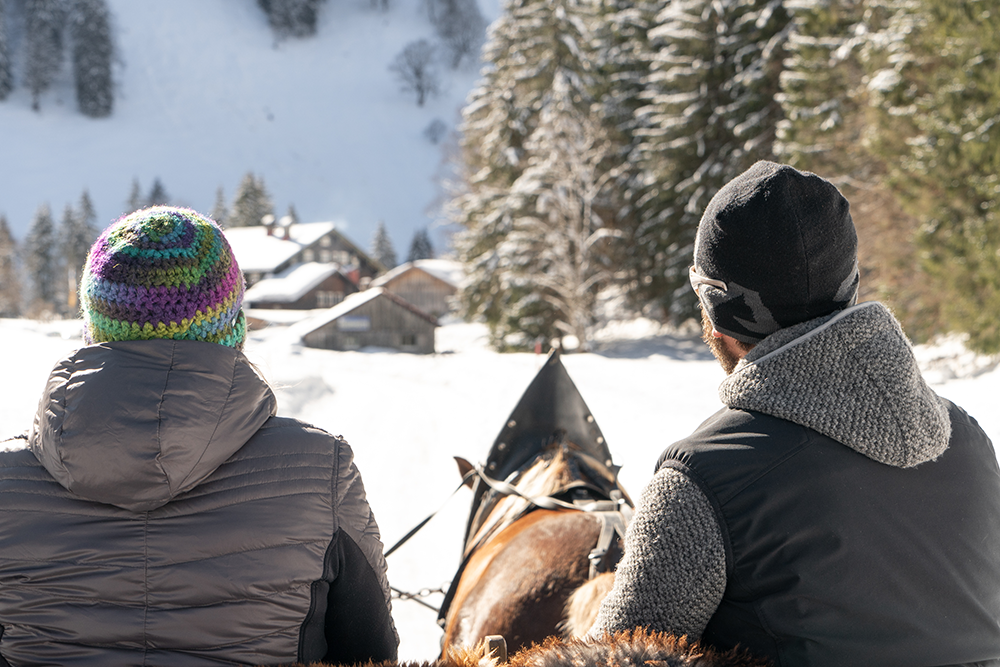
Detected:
left=29, top=339, right=277, bottom=511
left=720, top=302, right=950, bottom=468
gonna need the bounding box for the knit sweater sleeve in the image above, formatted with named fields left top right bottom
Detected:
left=589, top=466, right=726, bottom=640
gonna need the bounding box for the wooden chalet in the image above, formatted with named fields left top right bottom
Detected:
left=296, top=288, right=438, bottom=354
left=224, top=220, right=385, bottom=287
left=244, top=262, right=358, bottom=310
left=371, top=259, right=463, bottom=319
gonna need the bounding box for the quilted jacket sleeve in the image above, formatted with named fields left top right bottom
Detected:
left=324, top=437, right=399, bottom=663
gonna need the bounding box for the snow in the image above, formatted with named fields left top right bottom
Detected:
left=2, top=317, right=999, bottom=660
left=245, top=262, right=346, bottom=304
left=0, top=0, right=500, bottom=252
left=225, top=221, right=343, bottom=274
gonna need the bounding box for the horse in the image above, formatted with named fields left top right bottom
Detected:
left=436, top=350, right=634, bottom=656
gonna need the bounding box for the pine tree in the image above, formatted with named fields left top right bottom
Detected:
left=70, top=0, right=113, bottom=117
left=371, top=222, right=397, bottom=269
left=630, top=0, right=791, bottom=322
left=24, top=203, right=60, bottom=311
left=283, top=203, right=300, bottom=225
left=228, top=172, right=274, bottom=227
left=428, top=0, right=486, bottom=68
left=24, top=0, right=67, bottom=112
left=0, top=214, right=21, bottom=317
left=453, top=0, right=608, bottom=349
left=126, top=178, right=144, bottom=212
left=0, top=0, right=13, bottom=101
left=407, top=227, right=435, bottom=262
left=488, top=73, right=622, bottom=350
left=210, top=187, right=228, bottom=225
left=60, top=190, right=99, bottom=312
left=870, top=0, right=1000, bottom=352
left=147, top=178, right=169, bottom=206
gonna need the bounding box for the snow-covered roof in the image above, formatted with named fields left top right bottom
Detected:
left=372, top=259, right=465, bottom=289
left=244, top=262, right=345, bottom=304
left=224, top=221, right=344, bottom=273
left=288, top=287, right=437, bottom=340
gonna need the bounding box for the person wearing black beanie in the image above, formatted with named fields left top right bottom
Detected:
left=590, top=162, right=1000, bottom=666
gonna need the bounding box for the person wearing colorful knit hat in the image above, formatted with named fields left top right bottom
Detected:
left=590, top=162, right=1000, bottom=665
left=80, top=206, right=247, bottom=348
left=0, top=206, right=398, bottom=665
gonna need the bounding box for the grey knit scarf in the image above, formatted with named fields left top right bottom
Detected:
left=720, top=302, right=951, bottom=468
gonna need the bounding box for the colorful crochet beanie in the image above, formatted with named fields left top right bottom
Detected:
left=80, top=206, right=247, bottom=349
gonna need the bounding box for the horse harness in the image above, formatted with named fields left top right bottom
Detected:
left=467, top=463, right=632, bottom=579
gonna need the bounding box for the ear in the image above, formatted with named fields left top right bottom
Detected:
left=454, top=456, right=475, bottom=488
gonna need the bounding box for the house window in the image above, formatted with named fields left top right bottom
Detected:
left=401, top=333, right=417, bottom=347
left=320, top=249, right=333, bottom=263
left=316, top=291, right=343, bottom=308
left=338, top=315, right=371, bottom=332
left=303, top=249, right=315, bottom=262
left=320, top=235, right=332, bottom=248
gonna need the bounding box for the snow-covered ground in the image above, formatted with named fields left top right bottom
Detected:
left=1, top=317, right=998, bottom=660
left=0, top=0, right=498, bottom=251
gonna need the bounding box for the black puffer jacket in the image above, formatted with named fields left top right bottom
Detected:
left=0, top=340, right=398, bottom=666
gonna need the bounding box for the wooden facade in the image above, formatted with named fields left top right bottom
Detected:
left=373, top=262, right=459, bottom=319
left=301, top=288, right=437, bottom=354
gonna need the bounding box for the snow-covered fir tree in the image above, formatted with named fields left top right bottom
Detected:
left=633, top=0, right=791, bottom=322
left=371, top=221, right=397, bottom=269
left=228, top=172, right=274, bottom=227
left=407, top=227, right=434, bottom=262
left=492, top=73, right=622, bottom=350
left=24, top=0, right=67, bottom=112
left=60, top=190, right=100, bottom=311
left=0, top=0, right=13, bottom=102
left=24, top=203, right=60, bottom=312
left=588, top=0, right=668, bottom=311
left=0, top=214, right=21, bottom=317
left=210, top=187, right=228, bottom=225
left=454, top=0, right=621, bottom=349
left=70, top=0, right=113, bottom=118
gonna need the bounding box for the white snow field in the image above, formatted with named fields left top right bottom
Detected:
left=0, top=0, right=498, bottom=251
left=1, top=317, right=998, bottom=660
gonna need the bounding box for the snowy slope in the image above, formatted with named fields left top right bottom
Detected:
left=0, top=0, right=497, bottom=251
left=1, top=317, right=999, bottom=660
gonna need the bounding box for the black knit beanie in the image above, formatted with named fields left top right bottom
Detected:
left=691, top=161, right=859, bottom=344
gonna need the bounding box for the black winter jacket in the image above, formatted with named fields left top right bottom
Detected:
left=0, top=340, right=398, bottom=666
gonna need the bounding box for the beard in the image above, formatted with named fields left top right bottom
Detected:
left=701, top=310, right=752, bottom=375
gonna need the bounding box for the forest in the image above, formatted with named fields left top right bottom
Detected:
left=451, top=0, right=1000, bottom=354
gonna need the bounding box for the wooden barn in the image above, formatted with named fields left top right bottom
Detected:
left=297, top=288, right=437, bottom=354
left=224, top=220, right=385, bottom=287
left=244, top=263, right=358, bottom=310
left=371, top=259, right=463, bottom=319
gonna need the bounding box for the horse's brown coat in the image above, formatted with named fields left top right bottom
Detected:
left=442, top=509, right=601, bottom=654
